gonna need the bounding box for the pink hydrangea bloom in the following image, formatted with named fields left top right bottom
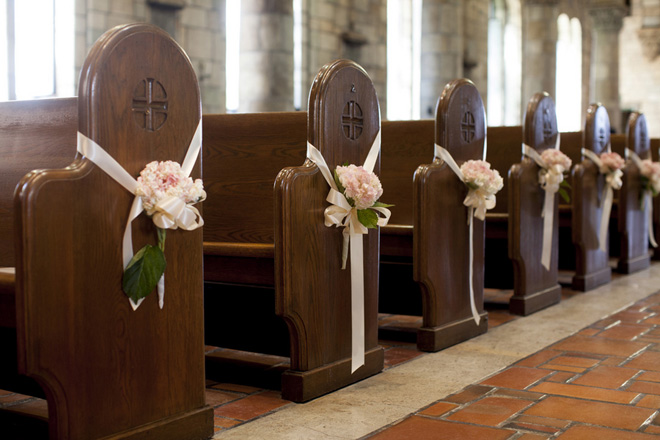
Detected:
left=460, top=160, right=504, bottom=195
left=640, top=159, right=660, bottom=194
left=136, top=160, right=206, bottom=214
left=600, top=152, right=624, bottom=171
left=336, top=164, right=383, bottom=209
left=541, top=149, right=572, bottom=170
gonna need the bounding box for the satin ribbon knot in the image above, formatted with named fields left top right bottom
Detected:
left=434, top=144, right=490, bottom=326
left=306, top=131, right=389, bottom=373
left=77, top=120, right=203, bottom=310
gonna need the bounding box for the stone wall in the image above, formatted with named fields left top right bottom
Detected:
left=74, top=0, right=226, bottom=114
left=621, top=0, right=660, bottom=137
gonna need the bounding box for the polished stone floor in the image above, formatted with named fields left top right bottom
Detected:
left=209, top=262, right=660, bottom=439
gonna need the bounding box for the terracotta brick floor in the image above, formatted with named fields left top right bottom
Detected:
left=367, top=290, right=660, bottom=439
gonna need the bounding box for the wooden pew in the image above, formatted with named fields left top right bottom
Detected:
left=203, top=59, right=384, bottom=403
left=378, top=80, right=491, bottom=351
left=1, top=23, right=213, bottom=439
left=568, top=103, right=613, bottom=291
left=610, top=112, right=652, bottom=273
left=506, top=92, right=563, bottom=314
left=653, top=138, right=660, bottom=260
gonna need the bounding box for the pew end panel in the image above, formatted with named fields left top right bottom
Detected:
left=11, top=24, right=212, bottom=439
left=507, top=92, right=562, bottom=315
left=412, top=78, right=489, bottom=352
left=570, top=104, right=613, bottom=291
left=274, top=59, right=384, bottom=402
left=616, top=112, right=651, bottom=274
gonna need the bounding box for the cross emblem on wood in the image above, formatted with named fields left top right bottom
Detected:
left=598, top=127, right=606, bottom=151
left=461, top=111, right=476, bottom=143
left=132, top=78, right=168, bottom=132
left=543, top=107, right=554, bottom=140
left=342, top=101, right=363, bottom=140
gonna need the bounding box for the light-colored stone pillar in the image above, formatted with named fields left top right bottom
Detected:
left=240, top=0, right=294, bottom=112
left=463, top=0, right=489, bottom=105
left=521, top=0, right=559, bottom=115
left=590, top=2, right=627, bottom=133
left=420, top=0, right=463, bottom=118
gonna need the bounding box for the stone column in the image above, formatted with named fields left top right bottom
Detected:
left=420, top=0, right=463, bottom=118
left=521, top=0, right=559, bottom=115
left=463, top=0, right=489, bottom=104
left=240, top=0, right=294, bottom=112
left=590, top=2, right=627, bottom=133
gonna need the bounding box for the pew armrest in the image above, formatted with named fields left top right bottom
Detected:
left=203, top=242, right=275, bottom=259
left=0, top=268, right=15, bottom=328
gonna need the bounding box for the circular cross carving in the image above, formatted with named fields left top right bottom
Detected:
left=639, top=119, right=647, bottom=150
left=542, top=107, right=554, bottom=141
left=132, top=78, right=168, bottom=132
left=461, top=111, right=476, bottom=143
left=342, top=101, right=363, bottom=140
left=598, top=127, right=607, bottom=150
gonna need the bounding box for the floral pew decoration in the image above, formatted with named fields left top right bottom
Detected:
left=434, top=145, right=503, bottom=325
left=523, top=140, right=572, bottom=270
left=77, top=122, right=205, bottom=310
left=629, top=151, right=660, bottom=248
left=581, top=148, right=625, bottom=252
left=307, top=133, right=392, bottom=373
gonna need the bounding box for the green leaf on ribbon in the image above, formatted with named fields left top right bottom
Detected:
left=558, top=180, right=571, bottom=203
left=372, top=201, right=394, bottom=208
left=357, top=208, right=379, bottom=229
left=122, top=244, right=167, bottom=304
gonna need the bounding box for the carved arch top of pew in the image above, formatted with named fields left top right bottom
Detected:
left=508, top=92, right=562, bottom=315
left=571, top=103, right=613, bottom=291
left=413, top=78, right=488, bottom=352
left=13, top=23, right=212, bottom=439
left=275, top=59, right=384, bottom=402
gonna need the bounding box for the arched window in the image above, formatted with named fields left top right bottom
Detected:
left=0, top=0, right=74, bottom=101
left=386, top=0, right=421, bottom=120
left=556, top=14, right=582, bottom=131
left=487, top=0, right=521, bottom=126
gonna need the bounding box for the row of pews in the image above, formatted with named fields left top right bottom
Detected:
left=0, top=23, right=658, bottom=438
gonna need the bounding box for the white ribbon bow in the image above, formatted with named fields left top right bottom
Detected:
left=582, top=148, right=622, bottom=253
left=306, top=131, right=390, bottom=373
left=626, top=149, right=658, bottom=248
left=433, top=144, right=485, bottom=326
left=523, top=144, right=565, bottom=271
left=77, top=120, right=203, bottom=310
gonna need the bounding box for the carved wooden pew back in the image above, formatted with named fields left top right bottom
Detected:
left=3, top=23, right=213, bottom=439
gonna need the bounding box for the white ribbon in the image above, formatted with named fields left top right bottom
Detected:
left=626, top=149, right=658, bottom=248
left=523, top=145, right=564, bottom=271
left=582, top=148, right=622, bottom=253
left=306, top=131, right=389, bottom=373
left=433, top=144, right=483, bottom=326
left=77, top=120, right=203, bottom=310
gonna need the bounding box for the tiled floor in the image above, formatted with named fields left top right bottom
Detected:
left=2, top=263, right=660, bottom=439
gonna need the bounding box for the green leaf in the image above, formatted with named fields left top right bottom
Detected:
left=333, top=169, right=345, bottom=194
left=372, top=201, right=394, bottom=208
left=122, top=245, right=167, bottom=304
left=558, top=188, right=570, bottom=203
left=357, top=208, right=379, bottom=229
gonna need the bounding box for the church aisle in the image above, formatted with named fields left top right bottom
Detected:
left=212, top=262, right=660, bottom=439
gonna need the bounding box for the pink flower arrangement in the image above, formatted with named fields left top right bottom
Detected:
left=136, top=160, right=206, bottom=214
left=460, top=160, right=504, bottom=195
left=640, top=159, right=660, bottom=196
left=600, top=152, right=625, bottom=172
left=540, top=149, right=572, bottom=171
left=335, top=164, right=384, bottom=210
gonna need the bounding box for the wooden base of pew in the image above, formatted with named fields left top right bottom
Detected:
left=572, top=266, right=612, bottom=292
left=417, top=312, right=488, bottom=353
left=0, top=401, right=49, bottom=440
left=281, top=346, right=384, bottom=403
left=654, top=247, right=660, bottom=260
left=0, top=270, right=15, bottom=328
left=509, top=284, right=561, bottom=316
left=616, top=253, right=651, bottom=274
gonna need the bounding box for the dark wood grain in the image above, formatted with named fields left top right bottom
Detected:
left=615, top=112, right=652, bottom=273
left=413, top=79, right=489, bottom=352
left=570, top=104, right=613, bottom=291
left=275, top=59, right=384, bottom=401
left=12, top=24, right=212, bottom=439
left=507, top=92, right=562, bottom=315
